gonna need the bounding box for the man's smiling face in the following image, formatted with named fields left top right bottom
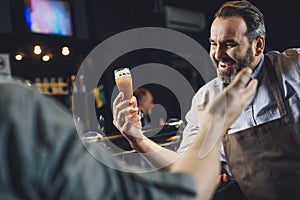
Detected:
left=209, top=16, right=255, bottom=84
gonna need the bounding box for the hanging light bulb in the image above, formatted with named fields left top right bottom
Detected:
left=42, top=54, right=51, bottom=62
left=15, top=54, right=24, bottom=61
left=62, top=46, right=70, bottom=56
left=33, top=45, right=42, bottom=55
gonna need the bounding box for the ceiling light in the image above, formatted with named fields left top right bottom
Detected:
left=34, top=45, right=42, bottom=55
left=42, top=54, right=51, bottom=62
left=15, top=54, right=24, bottom=61
left=62, top=46, right=70, bottom=56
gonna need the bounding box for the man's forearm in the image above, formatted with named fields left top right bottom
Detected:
left=129, top=135, right=180, bottom=169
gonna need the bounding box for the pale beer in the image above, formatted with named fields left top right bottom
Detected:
left=114, top=68, right=133, bottom=100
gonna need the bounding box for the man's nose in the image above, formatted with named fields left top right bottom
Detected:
left=214, top=46, right=226, bottom=61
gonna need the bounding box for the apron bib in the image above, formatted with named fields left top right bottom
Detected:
left=222, top=57, right=300, bottom=199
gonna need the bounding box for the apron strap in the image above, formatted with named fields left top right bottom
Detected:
left=264, top=56, right=288, bottom=117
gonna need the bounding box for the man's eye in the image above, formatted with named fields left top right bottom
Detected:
left=226, top=43, right=237, bottom=47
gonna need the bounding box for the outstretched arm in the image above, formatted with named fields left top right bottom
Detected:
left=113, top=94, right=180, bottom=169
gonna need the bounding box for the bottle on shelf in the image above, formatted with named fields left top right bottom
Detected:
left=34, top=77, right=43, bottom=93
left=56, top=77, right=69, bottom=95
left=69, top=75, right=77, bottom=111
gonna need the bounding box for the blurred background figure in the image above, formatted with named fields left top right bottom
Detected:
left=134, top=87, right=154, bottom=128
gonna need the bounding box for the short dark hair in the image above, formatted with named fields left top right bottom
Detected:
left=133, top=87, right=151, bottom=105
left=214, top=0, right=266, bottom=42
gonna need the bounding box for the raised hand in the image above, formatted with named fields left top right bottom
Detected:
left=171, top=68, right=258, bottom=200
left=198, top=67, right=258, bottom=158
left=207, top=67, right=258, bottom=127
left=113, top=92, right=144, bottom=144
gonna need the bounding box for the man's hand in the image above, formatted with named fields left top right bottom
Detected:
left=113, top=92, right=144, bottom=144
left=113, top=92, right=180, bottom=168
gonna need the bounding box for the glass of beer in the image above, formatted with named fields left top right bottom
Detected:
left=114, top=67, right=133, bottom=100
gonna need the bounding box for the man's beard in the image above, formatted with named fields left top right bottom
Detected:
left=215, top=46, right=254, bottom=84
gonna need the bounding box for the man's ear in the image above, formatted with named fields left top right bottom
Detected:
left=254, top=36, right=265, bottom=56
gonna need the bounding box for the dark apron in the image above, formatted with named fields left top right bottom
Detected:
left=222, top=58, right=300, bottom=200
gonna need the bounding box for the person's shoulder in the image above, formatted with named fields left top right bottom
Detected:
left=0, top=78, right=37, bottom=102
left=0, top=78, right=72, bottom=118
left=266, top=48, right=300, bottom=62
left=265, top=48, right=300, bottom=77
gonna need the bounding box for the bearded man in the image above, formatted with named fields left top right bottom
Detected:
left=113, top=1, right=300, bottom=199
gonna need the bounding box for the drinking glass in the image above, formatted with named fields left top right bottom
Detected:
left=114, top=68, right=133, bottom=100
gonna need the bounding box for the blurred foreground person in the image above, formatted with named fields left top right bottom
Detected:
left=0, top=77, right=194, bottom=199
left=0, top=68, right=256, bottom=200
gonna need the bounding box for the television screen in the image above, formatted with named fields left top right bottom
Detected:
left=24, top=0, right=73, bottom=36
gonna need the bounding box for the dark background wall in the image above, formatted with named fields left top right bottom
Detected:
left=0, top=0, right=299, bottom=133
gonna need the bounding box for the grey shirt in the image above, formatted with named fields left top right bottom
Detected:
left=0, top=79, right=196, bottom=200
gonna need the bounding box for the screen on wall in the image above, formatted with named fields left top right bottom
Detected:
left=24, top=0, right=73, bottom=36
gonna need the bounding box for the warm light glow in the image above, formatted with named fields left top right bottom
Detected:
left=62, top=46, right=70, bottom=56
left=42, top=55, right=51, bottom=62
left=15, top=54, right=23, bottom=61
left=34, top=45, right=42, bottom=55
